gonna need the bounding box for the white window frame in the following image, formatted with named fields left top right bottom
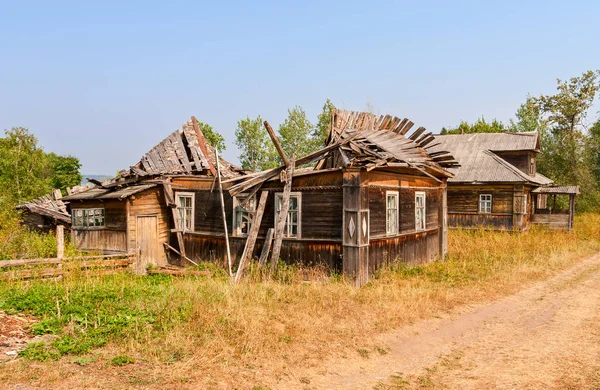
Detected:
left=274, top=192, right=302, bottom=239
left=479, top=194, right=493, bottom=214
left=386, top=191, right=399, bottom=235
left=415, top=192, right=426, bottom=231
left=523, top=193, right=528, bottom=214
left=175, top=192, right=195, bottom=232
left=537, top=193, right=547, bottom=209
left=232, top=193, right=257, bottom=237
left=72, top=208, right=105, bottom=227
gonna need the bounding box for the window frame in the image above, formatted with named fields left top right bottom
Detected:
left=71, top=207, right=105, bottom=228
left=537, top=193, right=547, bottom=209
left=415, top=191, right=426, bottom=231
left=385, top=190, right=399, bottom=236
left=175, top=192, right=195, bottom=232
left=232, top=193, right=257, bottom=237
left=274, top=192, right=302, bottom=239
left=523, top=193, right=528, bottom=214
left=479, top=194, right=493, bottom=214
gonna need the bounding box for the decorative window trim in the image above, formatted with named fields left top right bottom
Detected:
left=386, top=191, right=399, bottom=235
left=415, top=191, right=426, bottom=231
left=232, top=193, right=257, bottom=237
left=523, top=193, right=528, bottom=214
left=479, top=194, right=493, bottom=214
left=274, top=192, right=302, bottom=239
left=72, top=208, right=105, bottom=227
left=175, top=192, right=195, bottom=232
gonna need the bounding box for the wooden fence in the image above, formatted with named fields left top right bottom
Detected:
left=0, top=253, right=136, bottom=281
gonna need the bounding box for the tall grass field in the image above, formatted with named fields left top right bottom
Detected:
left=1, top=214, right=599, bottom=387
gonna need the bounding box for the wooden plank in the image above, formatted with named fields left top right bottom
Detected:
left=161, top=181, right=186, bottom=259
left=264, top=121, right=290, bottom=167
left=259, top=228, right=274, bottom=266
left=171, top=132, right=193, bottom=172
left=234, top=190, right=269, bottom=283
left=270, top=158, right=295, bottom=273
left=216, top=150, right=233, bottom=276
left=191, top=116, right=218, bottom=177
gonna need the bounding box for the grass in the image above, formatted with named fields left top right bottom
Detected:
left=1, top=214, right=599, bottom=387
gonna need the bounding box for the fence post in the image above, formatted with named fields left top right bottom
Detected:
left=56, top=225, right=64, bottom=259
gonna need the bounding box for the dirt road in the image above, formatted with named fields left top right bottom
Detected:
left=278, top=253, right=600, bottom=389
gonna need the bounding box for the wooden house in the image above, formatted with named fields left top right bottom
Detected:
left=16, top=189, right=71, bottom=233
left=63, top=111, right=459, bottom=285
left=430, top=132, right=578, bottom=230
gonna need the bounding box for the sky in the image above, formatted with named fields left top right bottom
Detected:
left=1, top=0, right=599, bottom=175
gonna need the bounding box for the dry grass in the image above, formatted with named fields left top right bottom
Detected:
left=1, top=214, right=599, bottom=388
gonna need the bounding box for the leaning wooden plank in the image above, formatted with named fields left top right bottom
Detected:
left=270, top=158, right=295, bottom=274
left=161, top=181, right=187, bottom=259
left=264, top=121, right=290, bottom=167
left=258, top=228, right=274, bottom=266
left=171, top=132, right=193, bottom=172
left=234, top=190, right=269, bottom=283
left=191, top=116, right=218, bottom=177
left=216, top=150, right=233, bottom=276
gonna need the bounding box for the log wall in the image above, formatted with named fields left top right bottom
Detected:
left=70, top=200, right=128, bottom=252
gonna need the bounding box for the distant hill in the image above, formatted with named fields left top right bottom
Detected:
left=81, top=174, right=112, bottom=185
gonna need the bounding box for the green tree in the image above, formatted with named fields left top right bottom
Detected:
left=440, top=117, right=506, bottom=134
left=277, top=106, right=315, bottom=160
left=47, top=153, right=82, bottom=193
left=0, top=128, right=51, bottom=206
left=234, top=116, right=277, bottom=172
left=533, top=70, right=600, bottom=211
left=196, top=119, right=226, bottom=152
left=312, top=98, right=335, bottom=147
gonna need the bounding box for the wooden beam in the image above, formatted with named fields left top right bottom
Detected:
left=270, top=158, right=295, bottom=274
left=161, top=181, right=187, bottom=259
left=234, top=190, right=269, bottom=283
left=259, top=228, right=274, bottom=266
left=191, top=116, right=218, bottom=177
left=264, top=121, right=290, bottom=167
left=216, top=149, right=233, bottom=276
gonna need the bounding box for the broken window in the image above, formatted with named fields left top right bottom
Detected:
left=386, top=191, right=399, bottom=235
left=233, top=194, right=257, bottom=236
left=275, top=192, right=301, bottom=238
left=72, top=208, right=105, bottom=227
left=537, top=194, right=547, bottom=209
left=415, top=192, right=426, bottom=231
left=176, top=192, right=194, bottom=231
left=479, top=194, right=492, bottom=214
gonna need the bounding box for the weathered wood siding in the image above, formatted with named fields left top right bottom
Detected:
left=71, top=200, right=128, bottom=252
left=369, top=229, right=440, bottom=269
left=495, top=151, right=535, bottom=176
left=447, top=185, right=514, bottom=229
left=128, top=188, right=170, bottom=266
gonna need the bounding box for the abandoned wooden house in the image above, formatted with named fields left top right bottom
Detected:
left=17, top=189, right=73, bottom=232
left=430, top=132, right=578, bottom=230
left=62, top=111, right=458, bottom=284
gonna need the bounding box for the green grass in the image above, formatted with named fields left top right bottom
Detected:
left=1, top=213, right=599, bottom=368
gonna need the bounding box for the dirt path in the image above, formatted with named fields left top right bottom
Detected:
left=277, top=253, right=600, bottom=389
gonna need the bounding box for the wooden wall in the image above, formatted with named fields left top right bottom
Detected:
left=127, top=187, right=170, bottom=266
left=495, top=151, right=535, bottom=176
left=447, top=185, right=514, bottom=230
left=369, top=230, right=440, bottom=269
left=70, top=200, right=128, bottom=252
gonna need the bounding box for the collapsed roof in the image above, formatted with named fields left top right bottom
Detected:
left=430, top=132, right=552, bottom=185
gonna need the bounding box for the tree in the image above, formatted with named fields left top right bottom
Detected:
left=440, top=117, right=506, bottom=134
left=196, top=119, right=226, bottom=152
left=312, top=99, right=335, bottom=147
left=47, top=153, right=82, bottom=193
left=234, top=116, right=277, bottom=172
left=0, top=128, right=51, bottom=205
left=277, top=106, right=315, bottom=160
left=533, top=70, right=600, bottom=211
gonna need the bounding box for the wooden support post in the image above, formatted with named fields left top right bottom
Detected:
left=264, top=121, right=290, bottom=167
left=569, top=194, right=575, bottom=230
left=512, top=185, right=524, bottom=231
left=162, top=181, right=187, bottom=261
left=216, top=150, right=233, bottom=277
left=270, top=158, right=295, bottom=274
left=234, top=191, right=269, bottom=283
left=259, top=228, right=274, bottom=266
left=439, top=182, right=448, bottom=259
left=342, top=168, right=370, bottom=287
left=56, top=225, right=64, bottom=260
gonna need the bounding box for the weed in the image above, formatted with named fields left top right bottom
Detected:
left=357, top=348, right=370, bottom=358
left=112, top=355, right=135, bottom=366
left=70, top=356, right=97, bottom=366
left=18, top=341, right=60, bottom=361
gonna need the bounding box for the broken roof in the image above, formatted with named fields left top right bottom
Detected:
left=316, top=109, right=459, bottom=176
left=62, top=184, right=157, bottom=201
left=17, top=193, right=70, bottom=223
left=532, top=186, right=580, bottom=195
left=430, top=132, right=552, bottom=185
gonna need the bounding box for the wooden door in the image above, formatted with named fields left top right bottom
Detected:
left=136, top=215, right=158, bottom=275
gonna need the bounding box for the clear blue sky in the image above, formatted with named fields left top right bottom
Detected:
left=1, top=0, right=599, bottom=174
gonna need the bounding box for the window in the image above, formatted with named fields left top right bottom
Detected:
left=176, top=192, right=194, bottom=231
left=537, top=194, right=547, bottom=209
left=275, top=193, right=301, bottom=238
left=479, top=194, right=492, bottom=214
left=72, top=208, right=105, bottom=227
left=415, top=192, right=426, bottom=231
left=386, top=191, right=399, bottom=235
left=233, top=194, right=257, bottom=236
left=523, top=193, right=528, bottom=214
